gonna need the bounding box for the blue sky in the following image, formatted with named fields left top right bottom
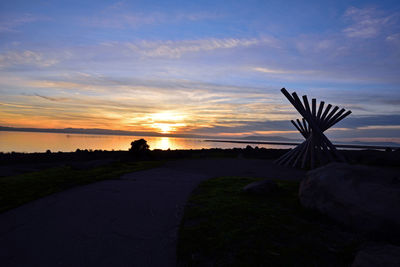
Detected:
left=0, top=0, right=399, bottom=143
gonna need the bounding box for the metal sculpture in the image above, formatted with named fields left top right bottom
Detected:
left=275, top=88, right=352, bottom=169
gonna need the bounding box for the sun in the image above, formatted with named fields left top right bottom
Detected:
left=154, top=123, right=173, bottom=134
left=149, top=112, right=186, bottom=134
left=151, top=112, right=183, bottom=122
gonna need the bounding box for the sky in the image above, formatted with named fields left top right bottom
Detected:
left=0, top=0, right=400, bottom=143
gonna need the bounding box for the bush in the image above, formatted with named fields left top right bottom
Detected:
left=129, top=139, right=150, bottom=154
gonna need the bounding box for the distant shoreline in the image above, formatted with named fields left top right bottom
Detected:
left=0, top=126, right=198, bottom=139
left=1, top=127, right=399, bottom=150
left=204, top=139, right=400, bottom=150
left=0, top=126, right=295, bottom=142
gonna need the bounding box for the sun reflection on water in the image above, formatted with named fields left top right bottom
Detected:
left=154, top=137, right=172, bottom=150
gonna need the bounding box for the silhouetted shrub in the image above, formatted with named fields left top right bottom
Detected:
left=129, top=139, right=150, bottom=154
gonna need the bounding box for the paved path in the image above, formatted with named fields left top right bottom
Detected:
left=0, top=158, right=305, bottom=267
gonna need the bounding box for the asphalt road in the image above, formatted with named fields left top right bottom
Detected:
left=0, top=158, right=305, bottom=267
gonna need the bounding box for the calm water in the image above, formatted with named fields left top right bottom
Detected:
left=0, top=131, right=289, bottom=153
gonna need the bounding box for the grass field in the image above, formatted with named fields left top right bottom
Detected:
left=177, top=176, right=363, bottom=266
left=0, top=160, right=161, bottom=213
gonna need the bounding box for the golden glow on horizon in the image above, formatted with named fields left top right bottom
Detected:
left=151, top=112, right=184, bottom=122
left=0, top=80, right=300, bottom=135
left=153, top=123, right=173, bottom=134
left=147, top=111, right=187, bottom=134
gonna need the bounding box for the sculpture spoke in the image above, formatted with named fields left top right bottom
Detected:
left=275, top=88, right=352, bottom=169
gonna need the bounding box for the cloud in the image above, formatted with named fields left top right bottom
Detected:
left=83, top=2, right=222, bottom=29
left=190, top=115, right=400, bottom=140
left=84, top=13, right=158, bottom=28
left=125, top=37, right=278, bottom=58
left=343, top=7, right=397, bottom=38
left=386, top=33, right=400, bottom=45
left=1, top=70, right=291, bottom=133
left=0, top=50, right=58, bottom=68
left=22, top=73, right=278, bottom=97
left=0, top=13, right=47, bottom=32
left=182, top=119, right=298, bottom=137
left=357, top=125, right=400, bottom=130
left=333, top=114, right=400, bottom=128
left=25, top=93, right=69, bottom=102
left=2, top=73, right=400, bottom=140
left=252, top=67, right=315, bottom=75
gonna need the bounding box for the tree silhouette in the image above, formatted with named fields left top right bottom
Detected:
left=129, top=139, right=150, bottom=153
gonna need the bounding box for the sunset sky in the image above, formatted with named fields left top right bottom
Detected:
left=1, top=0, right=400, bottom=142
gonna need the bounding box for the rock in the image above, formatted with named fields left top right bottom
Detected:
left=242, top=180, right=278, bottom=194
left=352, top=243, right=400, bottom=267
left=299, top=163, right=400, bottom=237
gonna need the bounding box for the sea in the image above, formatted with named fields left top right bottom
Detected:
left=0, top=131, right=290, bottom=153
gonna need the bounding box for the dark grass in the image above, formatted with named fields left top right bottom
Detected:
left=0, top=160, right=162, bottom=213
left=177, top=176, right=363, bottom=266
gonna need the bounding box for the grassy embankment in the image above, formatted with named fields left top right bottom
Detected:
left=0, top=160, right=161, bottom=213
left=178, top=176, right=363, bottom=266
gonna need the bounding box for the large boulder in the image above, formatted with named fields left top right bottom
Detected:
left=352, top=243, right=400, bottom=267
left=299, top=163, right=400, bottom=237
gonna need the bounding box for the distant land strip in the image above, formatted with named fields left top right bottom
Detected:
left=204, top=139, right=400, bottom=150
left=0, top=126, right=293, bottom=141
left=2, top=126, right=399, bottom=150
left=0, top=126, right=201, bottom=139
